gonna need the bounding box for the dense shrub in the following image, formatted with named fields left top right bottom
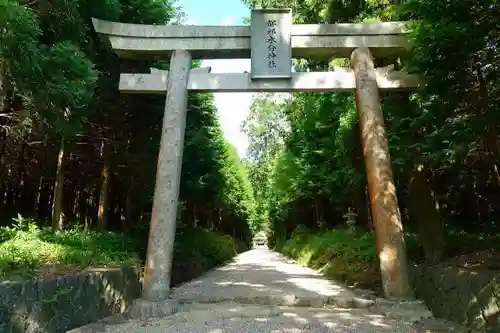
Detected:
left=0, top=218, right=138, bottom=280
left=275, top=225, right=381, bottom=290
left=1, top=216, right=247, bottom=284
left=275, top=224, right=500, bottom=291
left=168, top=225, right=247, bottom=286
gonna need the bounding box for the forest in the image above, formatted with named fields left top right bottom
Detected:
left=1, top=0, right=499, bottom=292
left=241, top=0, right=500, bottom=288
left=0, top=0, right=255, bottom=281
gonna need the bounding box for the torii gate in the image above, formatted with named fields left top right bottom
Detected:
left=92, top=8, right=421, bottom=302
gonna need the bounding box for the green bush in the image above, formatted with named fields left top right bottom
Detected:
left=276, top=226, right=381, bottom=289
left=276, top=225, right=500, bottom=291
left=0, top=215, right=247, bottom=284
left=0, top=227, right=15, bottom=244
left=441, top=229, right=500, bottom=258
left=173, top=227, right=240, bottom=265
left=170, top=226, right=245, bottom=286
left=129, top=220, right=247, bottom=287
left=0, top=222, right=139, bottom=280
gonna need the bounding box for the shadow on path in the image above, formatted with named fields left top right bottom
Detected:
left=67, top=248, right=450, bottom=332
left=169, top=248, right=359, bottom=306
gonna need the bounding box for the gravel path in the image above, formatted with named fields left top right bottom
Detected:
left=169, top=247, right=359, bottom=306
left=67, top=247, right=441, bottom=333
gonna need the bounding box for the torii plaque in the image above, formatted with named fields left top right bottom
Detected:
left=92, top=9, right=420, bottom=303
left=250, top=8, right=292, bottom=79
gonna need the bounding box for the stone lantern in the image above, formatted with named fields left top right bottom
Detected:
left=343, top=208, right=357, bottom=232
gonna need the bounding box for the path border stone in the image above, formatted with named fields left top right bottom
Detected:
left=0, top=265, right=140, bottom=333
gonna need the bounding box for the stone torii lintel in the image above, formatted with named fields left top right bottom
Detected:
left=91, top=18, right=410, bottom=59
left=118, top=65, right=421, bottom=94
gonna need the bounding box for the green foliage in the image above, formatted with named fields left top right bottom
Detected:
left=37, top=42, right=98, bottom=135
left=276, top=226, right=381, bottom=288
left=0, top=219, right=138, bottom=280
left=2, top=0, right=255, bottom=247
left=396, top=0, right=499, bottom=164
left=1, top=0, right=101, bottom=140
left=0, top=215, right=248, bottom=282
left=435, top=229, right=500, bottom=260
left=0, top=0, right=256, bottom=291
left=277, top=225, right=500, bottom=289
left=245, top=91, right=366, bottom=237
left=174, top=227, right=242, bottom=266
left=242, top=94, right=289, bottom=232
left=127, top=221, right=248, bottom=287
left=169, top=226, right=248, bottom=286
left=0, top=0, right=42, bottom=93
left=242, top=0, right=500, bottom=264
left=0, top=227, right=15, bottom=244
left=180, top=91, right=256, bottom=241
left=220, top=142, right=257, bottom=234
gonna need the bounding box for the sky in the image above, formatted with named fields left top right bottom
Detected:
left=178, top=0, right=253, bottom=158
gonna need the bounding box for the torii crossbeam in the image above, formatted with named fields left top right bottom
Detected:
left=92, top=17, right=409, bottom=59
left=92, top=8, right=420, bottom=304
left=120, top=65, right=419, bottom=93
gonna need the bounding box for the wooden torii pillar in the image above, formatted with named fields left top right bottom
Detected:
left=92, top=9, right=420, bottom=302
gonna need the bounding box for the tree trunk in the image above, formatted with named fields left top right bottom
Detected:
left=33, top=176, right=43, bottom=218
left=123, top=183, right=134, bottom=232
left=78, top=184, right=87, bottom=227
left=64, top=174, right=77, bottom=221
left=38, top=180, right=51, bottom=222
left=5, top=185, right=14, bottom=217
left=73, top=187, right=81, bottom=218
left=0, top=132, right=6, bottom=185
left=472, top=178, right=482, bottom=224
left=97, top=141, right=111, bottom=231
left=0, top=57, right=7, bottom=189
left=351, top=47, right=411, bottom=299
left=407, top=165, right=444, bottom=263
left=474, top=63, right=500, bottom=188
left=0, top=57, right=6, bottom=113
left=51, top=137, right=66, bottom=230
left=0, top=183, right=5, bottom=220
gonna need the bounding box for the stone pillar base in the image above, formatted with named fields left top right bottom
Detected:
left=127, top=298, right=181, bottom=319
